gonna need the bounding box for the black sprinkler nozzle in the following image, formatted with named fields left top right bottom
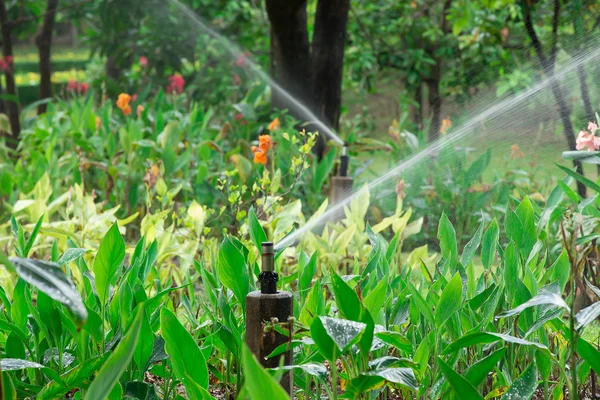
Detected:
left=339, top=145, right=349, bottom=177
left=259, top=242, right=278, bottom=294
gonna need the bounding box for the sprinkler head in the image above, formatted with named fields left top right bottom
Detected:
left=259, top=242, right=278, bottom=294
left=339, top=144, right=349, bottom=177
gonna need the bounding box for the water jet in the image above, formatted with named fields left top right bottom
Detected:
left=246, top=242, right=293, bottom=394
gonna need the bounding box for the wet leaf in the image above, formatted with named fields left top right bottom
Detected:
left=575, top=301, right=600, bottom=330
left=500, top=362, right=537, bottom=399
left=498, top=292, right=569, bottom=318
left=216, top=237, right=249, bottom=310
left=9, top=258, right=87, bottom=322
left=443, top=332, right=549, bottom=355
left=93, top=223, right=125, bottom=304
left=311, top=316, right=366, bottom=360
left=0, top=358, right=45, bottom=371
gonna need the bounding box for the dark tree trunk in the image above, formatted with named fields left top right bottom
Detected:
left=311, top=0, right=350, bottom=132
left=36, top=0, right=60, bottom=115
left=105, top=56, right=122, bottom=82
left=414, top=83, right=423, bottom=129
left=577, top=65, right=594, bottom=122
left=265, top=0, right=311, bottom=111
left=0, top=0, right=20, bottom=148
left=522, top=0, right=586, bottom=197
left=426, top=67, right=443, bottom=143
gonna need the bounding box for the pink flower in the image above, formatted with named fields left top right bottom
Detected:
left=576, top=130, right=600, bottom=151
left=131, top=94, right=138, bottom=102
left=166, top=75, right=185, bottom=94
left=79, top=82, right=89, bottom=95
left=236, top=52, right=249, bottom=67
left=139, top=56, right=148, bottom=67
left=588, top=121, right=598, bottom=134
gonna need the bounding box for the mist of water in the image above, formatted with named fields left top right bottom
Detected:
left=168, top=0, right=345, bottom=146
left=274, top=46, right=600, bottom=252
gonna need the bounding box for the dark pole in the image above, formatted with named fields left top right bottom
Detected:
left=246, top=242, right=293, bottom=396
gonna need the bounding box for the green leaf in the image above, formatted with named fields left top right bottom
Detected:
left=463, top=348, right=506, bottom=386
left=557, top=164, right=600, bottom=193
left=330, top=269, right=362, bottom=321
left=460, top=220, right=483, bottom=267
left=406, top=281, right=434, bottom=323
left=311, top=316, right=366, bottom=361
left=93, top=223, right=125, bottom=304
left=443, top=332, right=549, bottom=355
left=313, top=148, right=337, bottom=192
left=134, top=310, right=154, bottom=373
left=435, top=272, right=463, bottom=328
left=84, top=306, right=144, bottom=400
left=437, top=213, right=458, bottom=270
left=498, top=291, right=569, bottom=319
left=342, top=368, right=418, bottom=398
left=216, top=237, right=250, bottom=310
left=500, top=362, right=538, bottom=399
left=248, top=208, right=267, bottom=252
left=299, top=251, right=318, bottom=299
left=575, top=301, right=600, bottom=330
left=364, top=277, right=387, bottom=319
left=24, top=213, right=44, bottom=257
left=577, top=337, right=600, bottom=374
left=299, top=281, right=324, bottom=327
left=481, top=219, right=499, bottom=269
left=242, top=345, right=289, bottom=400
left=160, top=307, right=209, bottom=390
left=0, top=359, right=46, bottom=371
left=503, top=242, right=518, bottom=303
left=438, top=357, right=484, bottom=400
left=375, top=331, right=412, bottom=354
left=9, top=258, right=87, bottom=322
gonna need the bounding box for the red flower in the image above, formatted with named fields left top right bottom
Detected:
left=232, top=74, right=241, bottom=85
left=166, top=75, right=185, bottom=94
left=0, top=56, right=12, bottom=73
left=66, top=80, right=89, bottom=95
left=131, top=94, right=138, bottom=102
left=139, top=56, right=148, bottom=67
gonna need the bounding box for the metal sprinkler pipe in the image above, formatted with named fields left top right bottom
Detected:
left=330, top=143, right=353, bottom=209
left=246, top=241, right=293, bottom=395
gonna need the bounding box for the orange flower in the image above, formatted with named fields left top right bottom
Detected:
left=137, top=104, right=144, bottom=118
left=95, top=116, right=101, bottom=130
left=258, top=134, right=272, bottom=152
left=510, top=144, right=524, bottom=159
left=268, top=118, right=280, bottom=131
left=116, top=93, right=132, bottom=116
left=253, top=149, right=267, bottom=165
left=440, top=117, right=452, bottom=135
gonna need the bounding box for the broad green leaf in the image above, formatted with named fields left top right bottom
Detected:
left=575, top=301, right=600, bottom=330
left=577, top=337, right=600, bottom=374
left=498, top=292, right=569, bottom=319
left=299, top=281, right=324, bottom=327
left=330, top=269, right=362, bottom=321
left=437, top=213, right=458, bottom=269
left=342, top=368, right=418, bottom=398
left=0, top=359, right=45, bottom=371
left=58, top=248, right=87, bottom=265
left=93, top=223, right=125, bottom=304
left=375, top=331, right=412, bottom=353
left=364, top=277, right=387, bottom=319
left=160, top=308, right=209, bottom=389
left=84, top=306, right=144, bottom=400
left=311, top=316, right=366, bottom=361
left=242, top=345, right=289, bottom=400
left=299, top=251, right=318, bottom=300
left=464, top=348, right=506, bottom=386
left=24, top=213, right=44, bottom=257
left=248, top=208, right=267, bottom=252
left=503, top=242, right=518, bottom=303
left=438, top=357, right=484, bottom=400
left=435, top=272, right=463, bottom=328
left=134, top=310, right=154, bottom=374
left=481, top=219, right=499, bottom=269
left=460, top=220, right=483, bottom=267
left=312, top=148, right=337, bottom=192
left=9, top=258, right=87, bottom=322
left=500, top=362, right=538, bottom=399
left=216, top=237, right=250, bottom=309
left=443, top=332, right=549, bottom=355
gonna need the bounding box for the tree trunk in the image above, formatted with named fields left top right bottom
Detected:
left=311, top=0, right=350, bottom=132
left=265, top=0, right=311, bottom=111
left=426, top=69, right=442, bottom=143
left=522, top=0, right=586, bottom=197
left=36, top=0, right=60, bottom=115
left=0, top=0, right=20, bottom=148
left=414, top=83, right=423, bottom=129
left=577, top=64, right=594, bottom=122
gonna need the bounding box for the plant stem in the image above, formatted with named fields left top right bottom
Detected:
left=569, top=276, right=578, bottom=400
left=331, top=355, right=338, bottom=400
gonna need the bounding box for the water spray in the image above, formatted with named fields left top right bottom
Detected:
left=330, top=144, right=354, bottom=210
left=246, top=242, right=293, bottom=394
